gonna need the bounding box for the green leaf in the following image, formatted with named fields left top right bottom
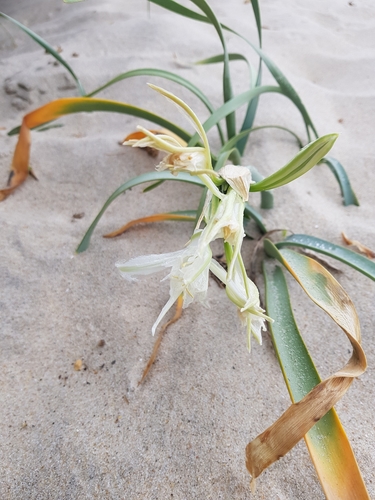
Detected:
left=35, top=124, right=65, bottom=132
left=236, top=0, right=262, bottom=154
left=87, top=67, right=225, bottom=145
left=190, top=0, right=235, bottom=139
left=222, top=125, right=303, bottom=151
left=195, top=52, right=250, bottom=68
left=188, top=85, right=283, bottom=146
left=320, top=156, right=359, bottom=206
left=77, top=171, right=204, bottom=253
left=250, top=0, right=262, bottom=47
left=196, top=52, right=255, bottom=95
left=0, top=12, right=85, bottom=95
left=251, top=134, right=338, bottom=192
left=142, top=180, right=165, bottom=193
left=237, top=64, right=262, bottom=155
left=276, top=234, right=375, bottom=281
left=263, top=263, right=320, bottom=398
left=149, top=0, right=207, bottom=23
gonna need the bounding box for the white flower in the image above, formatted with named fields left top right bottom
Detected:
left=123, top=85, right=226, bottom=200
left=218, top=164, right=252, bottom=202
left=209, top=258, right=272, bottom=351
left=200, top=188, right=245, bottom=279
left=116, top=232, right=212, bottom=335
left=156, top=151, right=207, bottom=175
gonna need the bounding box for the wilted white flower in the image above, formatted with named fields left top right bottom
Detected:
left=218, top=164, right=252, bottom=202
left=116, top=232, right=212, bottom=335
left=200, top=188, right=245, bottom=279
left=209, top=258, right=272, bottom=351
left=156, top=150, right=207, bottom=175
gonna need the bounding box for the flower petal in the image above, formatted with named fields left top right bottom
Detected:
left=116, top=249, right=185, bottom=281
left=218, top=165, right=252, bottom=201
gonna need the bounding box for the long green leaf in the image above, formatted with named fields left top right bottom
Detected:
left=150, top=0, right=207, bottom=23
left=195, top=52, right=250, bottom=69
left=188, top=85, right=283, bottom=146
left=87, top=67, right=224, bottom=145
left=320, top=156, right=359, bottom=206
left=220, top=126, right=303, bottom=153
left=196, top=52, right=255, bottom=91
left=250, top=0, right=262, bottom=47
left=251, top=134, right=337, bottom=192
left=236, top=0, right=262, bottom=155
left=276, top=234, right=375, bottom=280
left=143, top=180, right=165, bottom=193
left=263, top=262, right=369, bottom=499
left=0, top=12, right=85, bottom=95
left=77, top=171, right=204, bottom=253
left=189, top=0, right=235, bottom=139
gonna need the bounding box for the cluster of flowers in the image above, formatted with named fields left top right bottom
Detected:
left=116, top=85, right=271, bottom=350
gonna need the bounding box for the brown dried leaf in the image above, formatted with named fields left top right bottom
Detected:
left=341, top=232, right=375, bottom=259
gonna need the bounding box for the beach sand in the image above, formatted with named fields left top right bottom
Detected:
left=0, top=0, right=374, bottom=498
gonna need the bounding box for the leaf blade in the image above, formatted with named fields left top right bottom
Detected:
left=251, top=134, right=338, bottom=192
left=188, top=85, right=283, bottom=146
left=190, top=0, right=235, bottom=138
left=0, top=12, right=85, bottom=95
left=320, top=156, right=359, bottom=206
left=76, top=171, right=204, bottom=252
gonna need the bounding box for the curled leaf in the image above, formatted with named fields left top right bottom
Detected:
left=246, top=241, right=367, bottom=487
left=262, top=263, right=369, bottom=499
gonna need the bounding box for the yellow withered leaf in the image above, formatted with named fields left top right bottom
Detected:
left=0, top=122, right=31, bottom=201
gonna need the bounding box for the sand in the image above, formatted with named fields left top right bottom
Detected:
left=0, top=0, right=374, bottom=498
